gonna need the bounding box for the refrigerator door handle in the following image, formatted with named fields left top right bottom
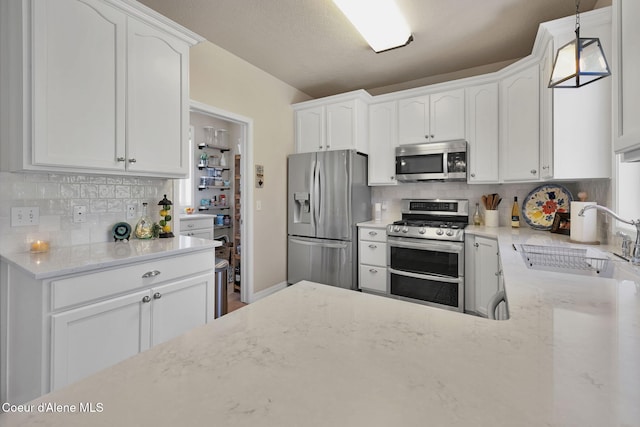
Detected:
left=314, top=157, right=321, bottom=226
left=288, top=237, right=348, bottom=249
left=310, top=159, right=317, bottom=231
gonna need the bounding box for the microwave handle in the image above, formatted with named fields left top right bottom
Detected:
left=442, top=152, right=448, bottom=179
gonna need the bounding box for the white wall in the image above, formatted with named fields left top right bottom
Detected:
left=189, top=41, right=311, bottom=293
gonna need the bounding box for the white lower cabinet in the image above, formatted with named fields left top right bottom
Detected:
left=358, top=226, right=387, bottom=293
left=1, top=249, right=215, bottom=404
left=51, top=273, right=213, bottom=391
left=180, top=216, right=215, bottom=240
left=465, top=235, right=499, bottom=317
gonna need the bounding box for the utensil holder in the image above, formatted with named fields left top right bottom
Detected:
left=485, top=210, right=499, bottom=227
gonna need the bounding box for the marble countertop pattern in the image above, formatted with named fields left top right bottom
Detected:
left=0, top=236, right=220, bottom=280
left=1, top=228, right=638, bottom=426
left=356, top=220, right=389, bottom=228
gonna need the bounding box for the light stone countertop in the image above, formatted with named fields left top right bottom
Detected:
left=0, top=228, right=638, bottom=426
left=0, top=236, right=220, bottom=280
left=356, top=220, right=389, bottom=228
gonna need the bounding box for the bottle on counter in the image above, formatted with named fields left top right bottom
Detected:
left=511, top=196, right=520, bottom=228
left=135, top=202, right=153, bottom=239
left=473, top=203, right=482, bottom=226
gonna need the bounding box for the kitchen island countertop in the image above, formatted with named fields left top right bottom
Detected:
left=1, top=228, right=639, bottom=426
left=0, top=236, right=220, bottom=280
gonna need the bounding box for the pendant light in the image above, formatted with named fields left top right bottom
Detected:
left=548, top=0, right=610, bottom=88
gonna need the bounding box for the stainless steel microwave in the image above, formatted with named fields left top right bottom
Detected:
left=395, top=140, right=467, bottom=182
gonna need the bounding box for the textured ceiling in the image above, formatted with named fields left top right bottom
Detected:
left=137, top=0, right=602, bottom=98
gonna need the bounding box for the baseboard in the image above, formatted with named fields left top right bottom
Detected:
left=249, top=281, right=287, bottom=303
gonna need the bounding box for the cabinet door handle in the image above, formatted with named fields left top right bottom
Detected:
left=128, top=158, right=137, bottom=163
left=474, top=243, right=479, bottom=248
left=470, top=173, right=476, bottom=178
left=153, top=292, right=162, bottom=299
left=116, top=157, right=126, bottom=162
left=542, top=165, right=549, bottom=170
left=424, top=135, right=429, bottom=139
left=142, top=296, right=151, bottom=303
left=142, top=270, right=161, bottom=278
left=530, top=169, right=537, bottom=175
left=368, top=231, right=378, bottom=236
left=369, top=268, right=378, bottom=273
left=430, top=134, right=434, bottom=138
left=368, top=244, right=377, bottom=249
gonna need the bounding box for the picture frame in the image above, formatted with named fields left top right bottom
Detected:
left=550, top=212, right=571, bottom=235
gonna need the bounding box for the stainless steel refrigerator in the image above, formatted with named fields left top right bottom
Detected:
left=287, top=150, right=371, bottom=290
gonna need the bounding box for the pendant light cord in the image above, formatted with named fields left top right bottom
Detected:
left=575, top=0, right=580, bottom=35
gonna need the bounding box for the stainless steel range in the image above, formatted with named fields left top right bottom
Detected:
left=387, top=199, right=469, bottom=312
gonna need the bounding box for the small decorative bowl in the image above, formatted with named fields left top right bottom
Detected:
left=184, top=207, right=195, bottom=214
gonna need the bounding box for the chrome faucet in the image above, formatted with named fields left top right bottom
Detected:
left=578, top=205, right=640, bottom=265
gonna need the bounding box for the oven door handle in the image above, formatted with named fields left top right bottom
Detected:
left=388, top=238, right=463, bottom=254
left=389, top=268, right=461, bottom=284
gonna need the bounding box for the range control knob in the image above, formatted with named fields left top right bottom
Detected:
left=418, top=227, right=426, bottom=234
left=401, top=226, right=409, bottom=233
left=436, top=229, right=444, bottom=236
left=393, top=225, right=401, bottom=233
left=446, top=230, right=454, bottom=237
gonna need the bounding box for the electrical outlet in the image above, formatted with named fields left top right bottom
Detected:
left=127, top=204, right=137, bottom=219
left=73, top=205, right=87, bottom=223
left=256, top=200, right=262, bottom=211
left=11, top=207, right=40, bottom=227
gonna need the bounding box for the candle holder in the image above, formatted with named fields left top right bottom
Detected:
left=158, top=194, right=174, bottom=238
left=30, top=240, right=50, bottom=253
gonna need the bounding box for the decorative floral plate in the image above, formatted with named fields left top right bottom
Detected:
left=522, top=184, right=573, bottom=230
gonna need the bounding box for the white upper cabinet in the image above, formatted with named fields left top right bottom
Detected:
left=368, top=101, right=398, bottom=185
left=126, top=17, right=190, bottom=175
left=398, top=89, right=465, bottom=145
left=294, top=90, right=370, bottom=154
left=548, top=10, right=612, bottom=179
left=0, top=0, right=202, bottom=177
left=500, top=64, right=541, bottom=182
left=465, top=83, right=499, bottom=183
left=613, top=0, right=640, bottom=159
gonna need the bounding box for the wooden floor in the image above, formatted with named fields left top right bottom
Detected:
left=227, top=291, right=247, bottom=313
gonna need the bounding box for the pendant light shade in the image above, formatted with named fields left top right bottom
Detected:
left=548, top=1, right=610, bottom=88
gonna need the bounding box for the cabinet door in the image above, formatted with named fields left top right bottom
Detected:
left=32, top=0, right=126, bottom=171
left=296, top=107, right=325, bottom=152
left=368, top=101, right=398, bottom=185
left=539, top=40, right=554, bottom=180
left=466, top=83, right=499, bottom=183
left=430, top=89, right=465, bottom=142
left=326, top=101, right=356, bottom=151
left=127, top=18, right=189, bottom=176
left=614, top=0, right=640, bottom=154
left=501, top=65, right=540, bottom=181
left=474, top=236, right=499, bottom=317
left=51, top=289, right=151, bottom=391
left=150, top=274, right=214, bottom=347
left=398, top=95, right=430, bottom=145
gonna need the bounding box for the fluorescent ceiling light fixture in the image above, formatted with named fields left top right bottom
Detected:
left=548, top=0, right=610, bottom=88
left=333, top=0, right=413, bottom=53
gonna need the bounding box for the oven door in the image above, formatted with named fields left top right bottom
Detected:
left=387, top=237, right=464, bottom=278
left=387, top=236, right=464, bottom=311
left=388, top=269, right=464, bottom=312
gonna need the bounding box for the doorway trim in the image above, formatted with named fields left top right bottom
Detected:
left=188, top=100, right=254, bottom=304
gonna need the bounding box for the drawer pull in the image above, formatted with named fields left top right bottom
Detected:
left=368, top=244, right=377, bottom=249
left=368, top=231, right=378, bottom=236
left=142, top=270, right=161, bottom=278
left=187, top=224, right=194, bottom=228
left=142, top=296, right=151, bottom=303
left=153, top=292, right=162, bottom=299
left=369, top=268, right=378, bottom=274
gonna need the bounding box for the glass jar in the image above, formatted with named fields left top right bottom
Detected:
left=135, top=202, right=153, bottom=239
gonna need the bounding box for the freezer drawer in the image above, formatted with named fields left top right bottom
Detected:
left=288, top=236, right=354, bottom=290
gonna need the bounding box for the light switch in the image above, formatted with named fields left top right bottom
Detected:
left=256, top=200, right=262, bottom=211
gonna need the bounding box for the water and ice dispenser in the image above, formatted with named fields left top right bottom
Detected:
left=293, top=192, right=311, bottom=224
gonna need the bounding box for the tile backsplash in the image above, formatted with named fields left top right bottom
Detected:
left=0, top=171, right=171, bottom=253
left=372, top=179, right=612, bottom=241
